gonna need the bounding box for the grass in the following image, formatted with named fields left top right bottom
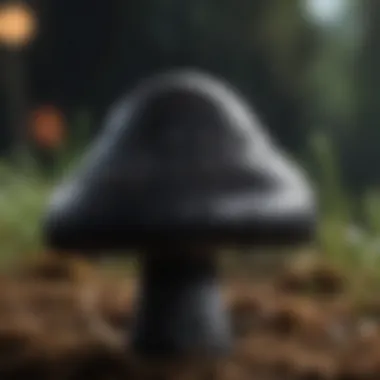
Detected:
left=307, top=132, right=380, bottom=297
left=0, top=162, right=50, bottom=265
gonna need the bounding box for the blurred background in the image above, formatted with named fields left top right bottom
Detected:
left=0, top=0, right=378, bottom=271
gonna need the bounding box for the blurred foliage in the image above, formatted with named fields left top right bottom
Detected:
left=0, top=163, right=49, bottom=265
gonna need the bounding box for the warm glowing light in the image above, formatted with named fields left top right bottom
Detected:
left=30, top=106, right=66, bottom=149
left=0, top=2, right=37, bottom=48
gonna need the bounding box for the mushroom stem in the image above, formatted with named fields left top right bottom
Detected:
left=131, top=249, right=231, bottom=358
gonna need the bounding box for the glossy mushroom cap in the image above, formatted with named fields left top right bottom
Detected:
left=43, top=70, right=317, bottom=251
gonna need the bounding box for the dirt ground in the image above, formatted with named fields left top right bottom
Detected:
left=0, top=254, right=379, bottom=380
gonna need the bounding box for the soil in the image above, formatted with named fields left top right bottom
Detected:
left=0, top=254, right=379, bottom=380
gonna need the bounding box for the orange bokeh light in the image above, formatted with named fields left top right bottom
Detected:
left=30, top=106, right=66, bottom=149
left=0, top=2, right=37, bottom=48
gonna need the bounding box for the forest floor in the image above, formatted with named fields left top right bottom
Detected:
left=0, top=254, right=379, bottom=380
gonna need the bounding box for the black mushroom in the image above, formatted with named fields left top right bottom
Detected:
left=42, top=70, right=317, bottom=358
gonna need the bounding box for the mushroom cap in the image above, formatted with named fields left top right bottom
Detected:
left=43, top=70, right=317, bottom=251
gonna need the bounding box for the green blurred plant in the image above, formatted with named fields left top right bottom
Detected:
left=0, top=109, right=93, bottom=265
left=309, top=131, right=350, bottom=260
left=310, top=130, right=380, bottom=286
left=0, top=162, right=50, bottom=265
